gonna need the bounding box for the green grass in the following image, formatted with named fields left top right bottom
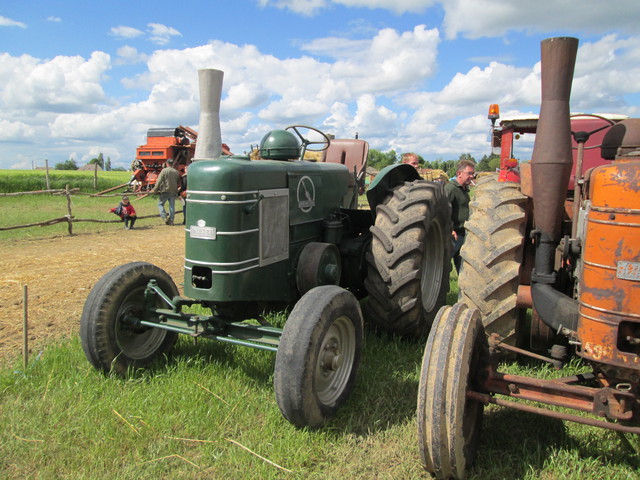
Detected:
left=1, top=170, right=638, bottom=479
left=0, top=194, right=172, bottom=241
left=0, top=170, right=176, bottom=241
left=2, top=328, right=638, bottom=479
left=0, top=169, right=130, bottom=193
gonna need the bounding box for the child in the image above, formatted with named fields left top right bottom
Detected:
left=109, top=196, right=137, bottom=229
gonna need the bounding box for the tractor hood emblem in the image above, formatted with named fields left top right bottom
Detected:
left=296, top=176, right=315, bottom=213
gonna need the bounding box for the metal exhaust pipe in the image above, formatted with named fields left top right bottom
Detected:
left=193, top=68, right=224, bottom=161
left=530, top=37, right=580, bottom=333
left=531, top=37, right=578, bottom=243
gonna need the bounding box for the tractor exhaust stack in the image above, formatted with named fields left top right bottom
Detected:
left=530, top=37, right=580, bottom=332
left=193, top=68, right=224, bottom=161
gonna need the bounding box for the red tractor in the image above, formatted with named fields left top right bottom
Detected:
left=418, top=37, right=640, bottom=479
left=461, top=98, right=627, bottom=352
left=128, top=125, right=231, bottom=192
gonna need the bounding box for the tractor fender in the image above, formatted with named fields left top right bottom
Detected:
left=365, top=163, right=422, bottom=217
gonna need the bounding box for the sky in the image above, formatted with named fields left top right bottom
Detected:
left=1, top=0, right=639, bottom=170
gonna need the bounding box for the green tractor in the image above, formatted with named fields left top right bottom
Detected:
left=80, top=69, right=451, bottom=428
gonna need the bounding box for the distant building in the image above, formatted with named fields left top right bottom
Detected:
left=78, top=163, right=103, bottom=171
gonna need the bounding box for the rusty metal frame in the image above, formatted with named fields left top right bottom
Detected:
left=469, top=362, right=640, bottom=434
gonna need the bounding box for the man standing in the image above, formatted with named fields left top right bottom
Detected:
left=444, top=159, right=476, bottom=273
left=153, top=158, right=181, bottom=225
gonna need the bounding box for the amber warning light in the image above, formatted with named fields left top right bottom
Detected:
left=488, top=104, right=500, bottom=125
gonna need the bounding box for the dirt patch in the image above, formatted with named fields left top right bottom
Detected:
left=0, top=225, right=185, bottom=363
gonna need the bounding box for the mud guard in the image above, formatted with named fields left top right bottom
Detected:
left=365, top=163, right=422, bottom=217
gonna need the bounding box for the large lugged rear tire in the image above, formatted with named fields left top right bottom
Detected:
left=80, top=262, right=179, bottom=376
left=365, top=180, right=451, bottom=338
left=458, top=174, right=527, bottom=346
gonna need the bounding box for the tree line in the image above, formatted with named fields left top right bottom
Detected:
left=367, top=149, right=501, bottom=177
left=54, top=153, right=125, bottom=171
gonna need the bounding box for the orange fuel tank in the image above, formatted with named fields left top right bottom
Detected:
left=577, top=156, right=640, bottom=371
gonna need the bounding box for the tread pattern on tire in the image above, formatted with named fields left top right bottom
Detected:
left=274, top=285, right=363, bottom=428
left=365, top=180, right=451, bottom=338
left=458, top=174, right=527, bottom=344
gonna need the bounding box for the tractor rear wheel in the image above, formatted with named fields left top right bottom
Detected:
left=417, top=303, right=488, bottom=480
left=274, top=285, right=363, bottom=428
left=458, top=174, right=528, bottom=346
left=80, top=262, right=179, bottom=376
left=365, top=180, right=451, bottom=338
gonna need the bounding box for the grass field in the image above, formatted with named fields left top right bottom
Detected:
left=1, top=169, right=638, bottom=479
left=0, top=170, right=179, bottom=241
left=0, top=169, right=130, bottom=193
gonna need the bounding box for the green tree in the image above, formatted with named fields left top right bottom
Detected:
left=477, top=154, right=493, bottom=172
left=89, top=153, right=105, bottom=169
left=105, top=157, right=112, bottom=171
left=367, top=149, right=398, bottom=170
left=55, top=159, right=78, bottom=170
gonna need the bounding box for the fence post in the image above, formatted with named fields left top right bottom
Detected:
left=94, top=163, right=98, bottom=189
left=23, top=285, right=28, bottom=370
left=45, top=159, right=50, bottom=190
left=65, top=184, right=73, bottom=235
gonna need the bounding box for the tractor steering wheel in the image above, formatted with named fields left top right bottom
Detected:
left=285, top=125, right=331, bottom=152
left=570, top=113, right=616, bottom=150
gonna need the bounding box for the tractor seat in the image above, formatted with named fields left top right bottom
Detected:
left=321, top=139, right=369, bottom=191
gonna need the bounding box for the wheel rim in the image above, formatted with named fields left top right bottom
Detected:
left=420, top=219, right=445, bottom=312
left=315, top=315, right=356, bottom=406
left=115, top=286, right=167, bottom=360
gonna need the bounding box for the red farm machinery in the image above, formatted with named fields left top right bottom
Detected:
left=128, top=125, right=231, bottom=192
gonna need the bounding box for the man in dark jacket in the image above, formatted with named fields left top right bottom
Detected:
left=444, top=159, right=476, bottom=273
left=152, top=158, right=181, bottom=225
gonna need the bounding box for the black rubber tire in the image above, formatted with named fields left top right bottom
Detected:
left=365, top=180, right=451, bottom=338
left=80, top=262, right=179, bottom=376
left=417, top=302, right=488, bottom=480
left=274, top=285, right=363, bottom=428
left=458, top=174, right=527, bottom=346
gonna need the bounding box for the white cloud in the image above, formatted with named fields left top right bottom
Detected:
left=223, top=83, right=270, bottom=110
left=115, top=46, right=149, bottom=65
left=257, top=0, right=329, bottom=16
left=110, top=25, right=144, bottom=39
left=0, top=119, right=37, bottom=141
left=47, top=16, right=62, bottom=23
left=258, top=0, right=435, bottom=15
left=0, top=15, right=26, bottom=28
left=441, top=0, right=640, bottom=39
left=0, top=52, right=110, bottom=113
left=259, top=0, right=640, bottom=39
left=147, top=23, right=182, bottom=45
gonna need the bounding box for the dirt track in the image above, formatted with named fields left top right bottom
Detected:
left=0, top=225, right=185, bottom=363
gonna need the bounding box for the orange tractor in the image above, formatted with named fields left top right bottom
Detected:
left=128, top=125, right=231, bottom=192
left=418, top=36, right=640, bottom=479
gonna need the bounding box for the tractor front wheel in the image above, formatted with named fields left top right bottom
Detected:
left=417, top=302, right=488, bottom=479
left=274, top=285, right=363, bottom=428
left=365, top=180, right=451, bottom=338
left=80, top=262, right=179, bottom=376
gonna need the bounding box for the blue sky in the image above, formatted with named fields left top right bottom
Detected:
left=1, top=0, right=639, bottom=169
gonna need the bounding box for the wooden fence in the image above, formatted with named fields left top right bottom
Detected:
left=0, top=186, right=182, bottom=236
